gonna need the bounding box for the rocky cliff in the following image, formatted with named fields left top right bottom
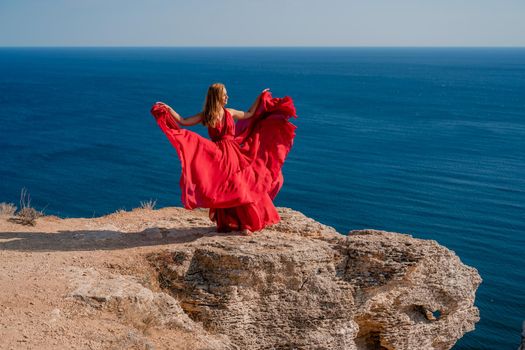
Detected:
left=0, top=207, right=481, bottom=349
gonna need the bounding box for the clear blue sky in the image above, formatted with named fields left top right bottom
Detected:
left=0, top=0, right=524, bottom=47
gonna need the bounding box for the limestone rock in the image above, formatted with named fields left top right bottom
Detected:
left=68, top=266, right=232, bottom=349
left=146, top=219, right=481, bottom=350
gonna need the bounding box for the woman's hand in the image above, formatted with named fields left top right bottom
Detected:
left=156, top=102, right=180, bottom=121
left=156, top=101, right=171, bottom=109
left=157, top=101, right=176, bottom=114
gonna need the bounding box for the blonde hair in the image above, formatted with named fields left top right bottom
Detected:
left=202, top=83, right=226, bottom=127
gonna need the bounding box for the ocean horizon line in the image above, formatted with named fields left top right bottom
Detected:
left=1, top=45, right=525, bottom=49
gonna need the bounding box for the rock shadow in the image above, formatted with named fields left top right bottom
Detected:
left=0, top=226, right=238, bottom=252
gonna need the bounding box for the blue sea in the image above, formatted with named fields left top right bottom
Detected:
left=0, top=47, right=524, bottom=349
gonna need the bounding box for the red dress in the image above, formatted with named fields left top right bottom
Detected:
left=150, top=91, right=297, bottom=232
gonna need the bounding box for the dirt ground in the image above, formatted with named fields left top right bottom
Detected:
left=0, top=207, right=232, bottom=350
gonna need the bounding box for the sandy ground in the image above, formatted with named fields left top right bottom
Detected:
left=0, top=207, right=238, bottom=350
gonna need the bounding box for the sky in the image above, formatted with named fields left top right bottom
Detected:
left=0, top=0, right=524, bottom=47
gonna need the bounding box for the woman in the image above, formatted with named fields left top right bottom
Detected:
left=151, top=83, right=297, bottom=235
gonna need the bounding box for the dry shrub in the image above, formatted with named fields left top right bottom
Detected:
left=0, top=202, right=17, bottom=217
left=8, top=188, right=43, bottom=226
left=140, top=199, right=157, bottom=210
left=15, top=207, right=43, bottom=226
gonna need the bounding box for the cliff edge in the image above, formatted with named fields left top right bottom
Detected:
left=0, top=207, right=481, bottom=349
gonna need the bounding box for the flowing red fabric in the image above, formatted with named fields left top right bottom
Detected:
left=150, top=92, right=297, bottom=232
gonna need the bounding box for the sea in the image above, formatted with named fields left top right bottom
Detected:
left=0, top=47, right=523, bottom=349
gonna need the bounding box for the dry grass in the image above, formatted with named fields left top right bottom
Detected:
left=114, top=207, right=127, bottom=214
left=8, top=188, right=43, bottom=226
left=0, top=202, right=17, bottom=218
left=139, top=199, right=157, bottom=210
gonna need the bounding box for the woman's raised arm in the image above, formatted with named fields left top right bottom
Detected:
left=229, top=88, right=269, bottom=120
left=157, top=102, right=203, bottom=126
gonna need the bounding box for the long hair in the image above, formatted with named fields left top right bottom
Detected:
left=202, top=83, right=226, bottom=127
